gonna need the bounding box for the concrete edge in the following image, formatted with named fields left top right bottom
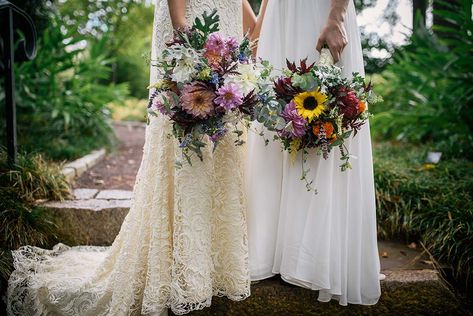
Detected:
left=61, top=148, right=106, bottom=183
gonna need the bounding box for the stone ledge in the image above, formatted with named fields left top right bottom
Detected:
left=381, top=269, right=440, bottom=284
left=42, top=198, right=131, bottom=212
left=61, top=148, right=106, bottom=182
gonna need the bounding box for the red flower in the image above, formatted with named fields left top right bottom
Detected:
left=336, top=87, right=360, bottom=120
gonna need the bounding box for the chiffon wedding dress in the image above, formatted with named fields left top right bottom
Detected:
left=7, top=1, right=250, bottom=315
left=246, top=0, right=381, bottom=305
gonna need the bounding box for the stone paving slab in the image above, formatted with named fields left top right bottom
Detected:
left=73, top=188, right=99, bottom=200
left=42, top=198, right=131, bottom=212
left=96, top=189, right=133, bottom=200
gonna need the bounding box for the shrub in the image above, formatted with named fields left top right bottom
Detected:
left=371, top=0, right=473, bottom=159
left=0, top=148, right=71, bottom=301
left=374, top=141, right=473, bottom=287
left=0, top=11, right=129, bottom=161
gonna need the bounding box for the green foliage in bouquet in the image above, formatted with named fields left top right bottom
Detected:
left=0, top=12, right=129, bottom=161
left=371, top=0, right=473, bottom=159
left=374, top=142, right=473, bottom=289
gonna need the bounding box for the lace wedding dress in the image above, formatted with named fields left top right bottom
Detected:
left=7, top=1, right=250, bottom=315
left=246, top=0, right=381, bottom=306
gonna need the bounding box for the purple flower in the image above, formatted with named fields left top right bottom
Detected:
left=214, top=83, right=244, bottom=111
left=225, top=37, right=239, bottom=52
left=210, top=128, right=227, bottom=143
left=205, top=33, right=227, bottom=56
left=281, top=100, right=308, bottom=138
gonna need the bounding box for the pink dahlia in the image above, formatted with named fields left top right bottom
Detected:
left=204, top=33, right=227, bottom=56
left=214, top=83, right=243, bottom=111
left=180, top=83, right=215, bottom=119
left=281, top=100, right=308, bottom=138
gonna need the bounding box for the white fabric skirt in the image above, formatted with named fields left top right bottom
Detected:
left=246, top=0, right=381, bottom=305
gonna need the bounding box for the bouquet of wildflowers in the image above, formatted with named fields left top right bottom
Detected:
left=147, top=10, right=260, bottom=164
left=254, top=48, right=382, bottom=191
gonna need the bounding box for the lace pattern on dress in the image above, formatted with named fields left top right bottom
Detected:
left=7, top=0, right=249, bottom=315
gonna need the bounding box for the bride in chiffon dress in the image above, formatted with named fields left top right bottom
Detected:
left=247, top=0, right=382, bottom=305
left=7, top=1, right=254, bottom=315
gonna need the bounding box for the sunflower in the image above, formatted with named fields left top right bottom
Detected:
left=293, top=88, right=327, bottom=122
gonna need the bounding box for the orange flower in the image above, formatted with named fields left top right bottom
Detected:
left=358, top=100, right=367, bottom=113
left=312, top=122, right=337, bottom=143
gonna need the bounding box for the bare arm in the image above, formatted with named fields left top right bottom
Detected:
left=316, top=0, right=349, bottom=62
left=168, top=0, right=188, bottom=29
left=250, top=0, right=269, bottom=55
left=242, top=0, right=257, bottom=36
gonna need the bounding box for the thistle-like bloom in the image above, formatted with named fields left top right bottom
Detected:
left=180, top=83, right=215, bottom=119
left=281, top=100, right=307, bottom=138
left=293, top=88, right=327, bottom=122
left=214, top=83, right=243, bottom=111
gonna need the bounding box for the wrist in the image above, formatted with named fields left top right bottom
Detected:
left=328, top=8, right=346, bottom=23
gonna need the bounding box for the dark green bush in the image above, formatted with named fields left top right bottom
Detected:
left=0, top=12, right=129, bottom=161
left=374, top=141, right=473, bottom=286
left=0, top=147, right=72, bottom=300
left=371, top=0, right=473, bottom=159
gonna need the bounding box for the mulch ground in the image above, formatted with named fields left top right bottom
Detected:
left=74, top=122, right=145, bottom=190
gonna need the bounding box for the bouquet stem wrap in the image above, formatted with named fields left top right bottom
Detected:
left=317, top=48, right=335, bottom=66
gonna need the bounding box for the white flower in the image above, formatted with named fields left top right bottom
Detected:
left=162, top=46, right=201, bottom=84
left=224, top=63, right=261, bottom=95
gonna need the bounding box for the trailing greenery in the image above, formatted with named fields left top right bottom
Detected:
left=0, top=148, right=71, bottom=295
left=374, top=141, right=473, bottom=287
left=371, top=0, right=473, bottom=158
left=0, top=11, right=129, bottom=161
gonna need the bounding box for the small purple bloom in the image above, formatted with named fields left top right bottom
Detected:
left=214, top=83, right=244, bottom=111
left=211, top=73, right=220, bottom=86
left=281, top=100, right=307, bottom=138
left=238, top=52, right=249, bottom=63
left=210, top=128, right=227, bottom=143
left=150, top=93, right=170, bottom=115
left=225, top=37, right=239, bottom=52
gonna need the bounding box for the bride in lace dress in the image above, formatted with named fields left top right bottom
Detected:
left=7, top=1, right=256, bottom=315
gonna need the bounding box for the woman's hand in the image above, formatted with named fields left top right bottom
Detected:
left=316, top=0, right=349, bottom=63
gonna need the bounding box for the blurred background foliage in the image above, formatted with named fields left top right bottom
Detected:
left=0, top=0, right=472, bottom=297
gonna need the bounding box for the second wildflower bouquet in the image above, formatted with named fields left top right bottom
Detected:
left=147, top=10, right=259, bottom=163
left=255, top=48, right=381, bottom=191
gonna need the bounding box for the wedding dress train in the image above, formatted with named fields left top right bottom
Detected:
left=7, top=1, right=250, bottom=315
left=246, top=0, right=381, bottom=305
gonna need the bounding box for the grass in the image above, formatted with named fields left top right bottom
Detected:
left=373, top=141, right=473, bottom=289
left=0, top=148, right=72, bottom=300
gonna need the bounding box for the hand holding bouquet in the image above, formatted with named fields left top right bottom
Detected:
left=147, top=10, right=260, bottom=164
left=255, top=48, right=382, bottom=191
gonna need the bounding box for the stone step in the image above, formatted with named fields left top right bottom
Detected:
left=41, top=189, right=442, bottom=288
left=41, top=188, right=132, bottom=246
